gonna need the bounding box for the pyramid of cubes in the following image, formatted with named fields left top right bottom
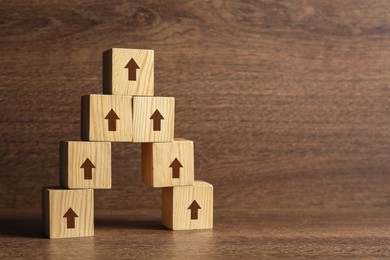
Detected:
left=42, top=48, right=214, bottom=238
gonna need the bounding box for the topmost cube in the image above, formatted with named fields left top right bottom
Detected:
left=103, top=48, right=154, bottom=96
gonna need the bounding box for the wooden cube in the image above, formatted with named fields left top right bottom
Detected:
left=162, top=181, right=213, bottom=230
left=42, top=188, right=94, bottom=239
left=103, top=48, right=154, bottom=96
left=60, top=141, right=111, bottom=189
left=81, top=94, right=133, bottom=142
left=133, top=97, right=174, bottom=142
left=142, top=138, right=194, bottom=187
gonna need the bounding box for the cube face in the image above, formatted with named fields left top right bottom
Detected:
left=162, top=181, right=213, bottom=230
left=103, top=48, right=154, bottom=96
left=43, top=188, right=94, bottom=238
left=81, top=94, right=133, bottom=142
left=60, top=141, right=111, bottom=189
left=133, top=97, right=175, bottom=142
left=142, top=139, right=194, bottom=187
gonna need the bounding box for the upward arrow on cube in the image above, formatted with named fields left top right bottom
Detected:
left=125, top=58, right=140, bottom=81
left=188, top=200, right=201, bottom=220
left=80, top=158, right=95, bottom=180
left=105, top=109, right=120, bottom=131
left=63, top=208, right=78, bottom=229
left=169, top=158, right=183, bottom=178
left=150, top=109, right=164, bottom=131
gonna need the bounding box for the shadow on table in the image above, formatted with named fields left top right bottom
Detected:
left=95, top=218, right=167, bottom=231
left=0, top=215, right=45, bottom=238
left=0, top=215, right=166, bottom=238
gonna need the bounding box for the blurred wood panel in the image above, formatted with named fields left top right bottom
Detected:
left=0, top=0, right=390, bottom=214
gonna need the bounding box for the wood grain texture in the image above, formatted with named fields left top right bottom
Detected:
left=1, top=0, right=390, bottom=256
left=2, top=0, right=389, bottom=212
left=82, top=94, right=133, bottom=141
left=142, top=139, right=194, bottom=187
left=3, top=208, right=390, bottom=258
left=60, top=141, right=111, bottom=189
left=103, top=48, right=154, bottom=96
left=162, top=181, right=213, bottom=230
left=43, top=188, right=94, bottom=238
left=133, top=96, right=175, bottom=142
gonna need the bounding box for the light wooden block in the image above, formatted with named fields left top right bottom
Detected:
left=81, top=94, right=133, bottom=142
left=60, top=141, right=111, bottom=189
left=42, top=188, right=94, bottom=239
left=103, top=48, right=154, bottom=96
left=142, top=138, right=194, bottom=187
left=162, top=181, right=213, bottom=230
left=133, top=96, right=174, bottom=142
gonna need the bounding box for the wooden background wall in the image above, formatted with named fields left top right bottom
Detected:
left=1, top=0, right=389, bottom=214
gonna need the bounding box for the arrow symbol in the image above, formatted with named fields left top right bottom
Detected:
left=104, top=109, right=120, bottom=131
left=150, top=109, right=164, bottom=131
left=63, top=208, right=78, bottom=229
left=169, top=158, right=183, bottom=178
left=125, top=58, right=140, bottom=81
left=80, top=158, right=96, bottom=180
left=188, top=200, right=201, bottom=220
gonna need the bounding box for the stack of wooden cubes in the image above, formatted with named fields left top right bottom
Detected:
left=42, top=48, right=214, bottom=239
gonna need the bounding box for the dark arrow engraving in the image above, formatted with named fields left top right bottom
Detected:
left=188, top=200, right=201, bottom=220
left=150, top=109, right=164, bottom=131
left=105, top=109, right=120, bottom=131
left=125, top=58, right=140, bottom=81
left=63, top=208, right=78, bottom=229
left=169, top=158, right=183, bottom=178
left=80, top=158, right=96, bottom=180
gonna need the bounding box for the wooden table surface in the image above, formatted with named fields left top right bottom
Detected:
left=1, top=208, right=390, bottom=259
left=1, top=0, right=390, bottom=258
